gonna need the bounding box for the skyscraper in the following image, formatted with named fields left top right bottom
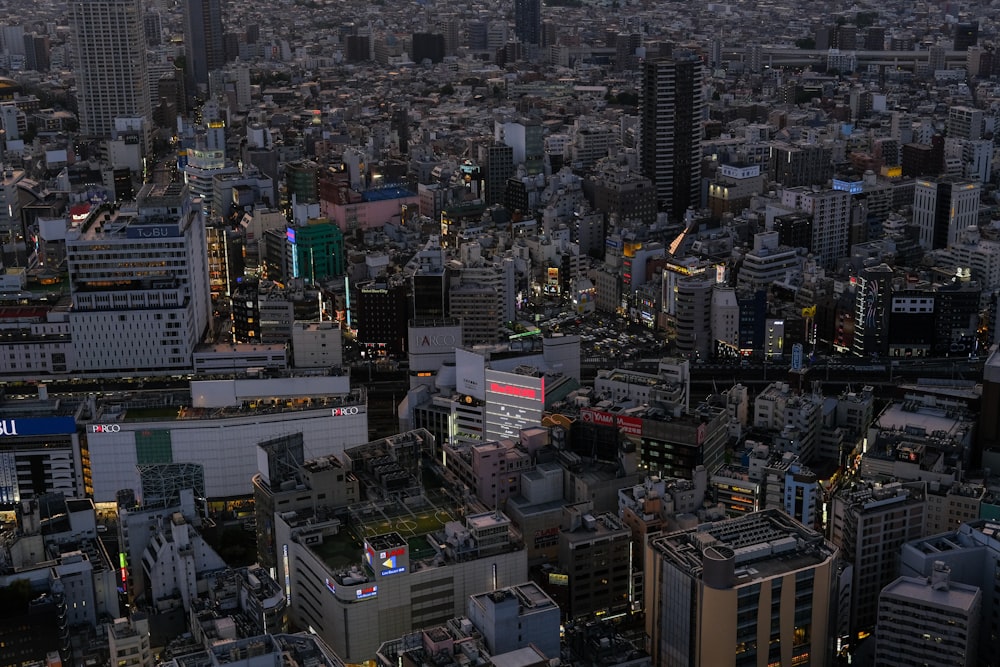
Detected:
left=514, top=0, right=541, bottom=46
left=640, top=56, right=704, bottom=221
left=71, top=0, right=151, bottom=145
left=182, top=0, right=225, bottom=89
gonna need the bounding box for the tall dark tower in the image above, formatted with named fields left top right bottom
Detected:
left=640, top=56, right=704, bottom=222
left=183, top=0, right=225, bottom=89
left=514, top=0, right=541, bottom=46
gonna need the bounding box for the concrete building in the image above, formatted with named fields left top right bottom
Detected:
left=65, top=183, right=210, bottom=373
left=141, top=512, right=227, bottom=612
left=778, top=187, right=852, bottom=270
left=640, top=56, right=703, bottom=221
left=71, top=0, right=151, bottom=149
left=85, top=377, right=368, bottom=502
left=158, top=633, right=346, bottom=667
left=913, top=177, right=980, bottom=250
left=0, top=413, right=83, bottom=505
left=876, top=564, right=980, bottom=667
left=900, top=520, right=1000, bottom=660
left=252, top=431, right=361, bottom=571
left=673, top=273, right=715, bottom=360
left=108, top=614, right=153, bottom=667
left=829, top=480, right=927, bottom=637
left=291, top=321, right=343, bottom=369
left=467, top=583, right=560, bottom=659
left=645, top=509, right=837, bottom=667
left=276, top=513, right=527, bottom=662
left=558, top=503, right=631, bottom=620
left=736, top=232, right=804, bottom=293
left=182, top=0, right=224, bottom=87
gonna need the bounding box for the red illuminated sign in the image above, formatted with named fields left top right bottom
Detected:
left=580, top=409, right=642, bottom=436
left=489, top=383, right=538, bottom=399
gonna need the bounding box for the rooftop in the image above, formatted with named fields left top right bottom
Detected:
left=651, top=509, right=836, bottom=584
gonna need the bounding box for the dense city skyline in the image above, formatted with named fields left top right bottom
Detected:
left=1, top=0, right=1000, bottom=665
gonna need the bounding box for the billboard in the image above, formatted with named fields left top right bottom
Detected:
left=579, top=409, right=642, bottom=436
left=0, top=416, right=76, bottom=437
left=455, top=348, right=486, bottom=400
left=126, top=225, right=179, bottom=239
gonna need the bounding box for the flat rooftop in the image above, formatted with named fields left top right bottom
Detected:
left=881, top=575, right=980, bottom=613
left=651, top=509, right=836, bottom=584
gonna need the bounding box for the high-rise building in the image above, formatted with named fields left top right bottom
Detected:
left=954, top=22, right=979, bottom=51
left=646, top=509, right=838, bottom=667
left=65, top=183, right=210, bottom=372
left=852, top=263, right=893, bottom=359
left=479, top=141, right=515, bottom=206
left=640, top=56, right=704, bottom=221
left=948, top=106, right=984, bottom=141
left=876, top=564, right=980, bottom=667
left=913, top=177, right=981, bottom=250
left=559, top=504, right=632, bottom=620
left=22, top=33, right=50, bottom=72
left=900, top=520, right=1000, bottom=659
left=514, top=0, right=541, bottom=46
left=778, top=187, right=852, bottom=270
left=182, top=0, right=225, bottom=89
left=71, top=0, right=151, bottom=148
left=829, top=480, right=926, bottom=638
left=411, top=32, right=445, bottom=64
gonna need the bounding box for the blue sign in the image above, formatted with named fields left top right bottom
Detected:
left=126, top=225, right=179, bottom=239
left=0, top=416, right=76, bottom=436
left=356, top=585, right=378, bottom=599
left=791, top=343, right=803, bottom=371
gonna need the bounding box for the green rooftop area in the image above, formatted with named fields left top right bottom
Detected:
left=313, top=489, right=461, bottom=571
left=124, top=407, right=182, bottom=420
left=312, top=530, right=365, bottom=570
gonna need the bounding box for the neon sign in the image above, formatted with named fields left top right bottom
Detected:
left=489, top=383, right=537, bottom=399
left=356, top=585, right=378, bottom=600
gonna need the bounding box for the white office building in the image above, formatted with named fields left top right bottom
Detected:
left=876, top=563, right=980, bottom=667
left=85, top=377, right=368, bottom=502
left=66, top=183, right=211, bottom=373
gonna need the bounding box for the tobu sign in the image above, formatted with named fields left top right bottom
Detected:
left=126, top=225, right=179, bottom=239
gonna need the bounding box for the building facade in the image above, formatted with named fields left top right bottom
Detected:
left=640, top=56, right=703, bottom=221
left=646, top=509, right=837, bottom=667
left=71, top=0, right=151, bottom=147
